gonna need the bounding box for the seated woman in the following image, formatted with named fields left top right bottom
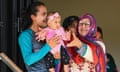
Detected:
left=63, top=14, right=106, bottom=72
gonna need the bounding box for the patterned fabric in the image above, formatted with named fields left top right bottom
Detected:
left=76, top=13, right=106, bottom=72
left=60, top=46, right=70, bottom=65
left=66, top=35, right=105, bottom=72
left=96, top=41, right=106, bottom=54
left=64, top=34, right=85, bottom=65
left=65, top=35, right=96, bottom=72
left=44, top=45, right=70, bottom=72
left=69, top=59, right=95, bottom=72
left=44, top=52, right=55, bottom=69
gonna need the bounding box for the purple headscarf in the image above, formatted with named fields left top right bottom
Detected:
left=77, top=14, right=106, bottom=72
left=77, top=13, right=97, bottom=42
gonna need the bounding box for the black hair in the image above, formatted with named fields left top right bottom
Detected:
left=62, top=16, right=79, bottom=31
left=21, top=1, right=45, bottom=30
left=97, top=26, right=103, bottom=39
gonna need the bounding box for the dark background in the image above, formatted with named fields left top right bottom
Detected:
left=0, top=0, right=37, bottom=72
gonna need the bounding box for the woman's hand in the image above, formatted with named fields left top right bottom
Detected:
left=67, top=33, right=82, bottom=48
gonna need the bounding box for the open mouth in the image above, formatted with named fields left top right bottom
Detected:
left=43, top=19, right=46, bottom=23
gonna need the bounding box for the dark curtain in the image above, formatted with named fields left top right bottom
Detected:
left=0, top=0, right=36, bottom=72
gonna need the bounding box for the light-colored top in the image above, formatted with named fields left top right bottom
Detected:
left=70, top=44, right=95, bottom=72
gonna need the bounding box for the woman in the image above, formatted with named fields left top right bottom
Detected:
left=18, top=2, right=60, bottom=72
left=63, top=14, right=106, bottom=72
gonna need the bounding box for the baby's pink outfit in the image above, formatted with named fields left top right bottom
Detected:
left=45, top=27, right=66, bottom=54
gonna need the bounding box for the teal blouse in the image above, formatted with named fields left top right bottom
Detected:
left=18, top=29, right=51, bottom=66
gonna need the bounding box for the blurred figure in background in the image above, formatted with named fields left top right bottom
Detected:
left=106, top=53, right=118, bottom=72
left=96, top=26, right=118, bottom=72
left=96, top=26, right=106, bottom=54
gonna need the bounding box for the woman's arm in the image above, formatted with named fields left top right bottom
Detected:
left=18, top=31, right=51, bottom=66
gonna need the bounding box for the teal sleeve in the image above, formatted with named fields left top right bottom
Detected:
left=18, top=31, right=51, bottom=66
left=54, top=59, right=60, bottom=65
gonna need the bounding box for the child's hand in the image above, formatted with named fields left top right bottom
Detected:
left=53, top=52, right=60, bottom=59
left=35, top=29, right=47, bottom=41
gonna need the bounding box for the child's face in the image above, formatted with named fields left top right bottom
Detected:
left=48, top=17, right=61, bottom=29
left=68, top=20, right=78, bottom=33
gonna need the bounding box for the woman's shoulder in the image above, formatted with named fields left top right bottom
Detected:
left=19, top=28, right=33, bottom=39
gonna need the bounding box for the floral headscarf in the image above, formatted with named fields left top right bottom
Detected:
left=77, top=13, right=97, bottom=42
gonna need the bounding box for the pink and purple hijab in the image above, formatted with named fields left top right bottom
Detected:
left=77, top=13, right=97, bottom=42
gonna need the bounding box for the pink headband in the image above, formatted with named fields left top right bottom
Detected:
left=48, top=12, right=60, bottom=20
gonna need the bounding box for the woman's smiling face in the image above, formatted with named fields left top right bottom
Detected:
left=78, top=18, right=91, bottom=37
